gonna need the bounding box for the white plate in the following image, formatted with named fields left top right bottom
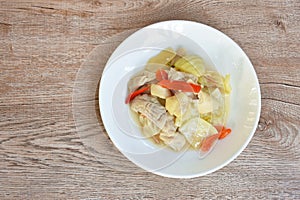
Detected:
left=99, top=20, right=261, bottom=178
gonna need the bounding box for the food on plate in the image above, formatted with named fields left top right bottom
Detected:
left=125, top=47, right=232, bottom=156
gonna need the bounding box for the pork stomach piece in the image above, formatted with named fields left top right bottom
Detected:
left=168, top=67, right=198, bottom=83
left=127, top=70, right=156, bottom=93
left=130, top=94, right=176, bottom=131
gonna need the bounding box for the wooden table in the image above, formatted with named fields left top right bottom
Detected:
left=1, top=0, right=299, bottom=199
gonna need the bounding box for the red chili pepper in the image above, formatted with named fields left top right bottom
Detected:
left=125, top=85, right=150, bottom=104
left=200, top=133, right=219, bottom=152
left=218, top=127, right=232, bottom=139
left=156, top=69, right=168, bottom=81
left=157, top=79, right=201, bottom=93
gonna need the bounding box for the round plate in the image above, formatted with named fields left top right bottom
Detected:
left=99, top=20, right=261, bottom=178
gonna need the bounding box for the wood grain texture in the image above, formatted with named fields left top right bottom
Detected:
left=0, top=0, right=299, bottom=199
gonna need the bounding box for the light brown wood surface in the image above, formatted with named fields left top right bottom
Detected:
left=0, top=0, right=299, bottom=199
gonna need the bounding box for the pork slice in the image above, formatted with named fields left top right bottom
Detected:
left=128, top=70, right=156, bottom=93
left=168, top=68, right=198, bottom=83
left=139, top=114, right=161, bottom=138
left=130, top=94, right=167, bottom=129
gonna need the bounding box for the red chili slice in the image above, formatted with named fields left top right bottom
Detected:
left=158, top=79, right=201, bottom=93
left=200, top=133, right=220, bottom=152
left=125, top=85, right=150, bottom=104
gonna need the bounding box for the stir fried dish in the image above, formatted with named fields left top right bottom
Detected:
left=125, top=47, right=232, bottom=155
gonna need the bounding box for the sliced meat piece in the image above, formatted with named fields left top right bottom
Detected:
left=139, top=114, right=161, bottom=138
left=160, top=114, right=177, bottom=135
left=168, top=67, right=198, bottom=83
left=131, top=94, right=177, bottom=136
left=128, top=70, right=156, bottom=93
left=130, top=94, right=167, bottom=129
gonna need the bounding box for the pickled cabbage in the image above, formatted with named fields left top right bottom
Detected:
left=174, top=55, right=205, bottom=77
